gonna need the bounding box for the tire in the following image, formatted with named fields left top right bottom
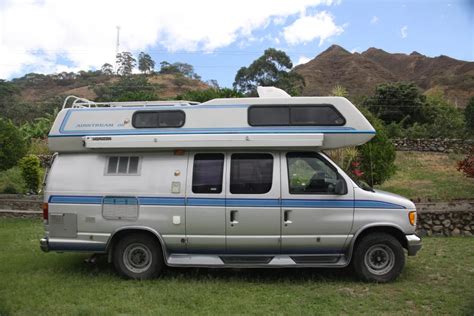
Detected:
left=352, top=233, right=405, bottom=283
left=112, top=232, right=165, bottom=280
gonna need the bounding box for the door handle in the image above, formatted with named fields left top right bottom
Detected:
left=230, top=210, right=239, bottom=226
left=284, top=210, right=292, bottom=226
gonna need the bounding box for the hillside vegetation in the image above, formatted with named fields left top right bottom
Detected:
left=294, top=45, right=474, bottom=107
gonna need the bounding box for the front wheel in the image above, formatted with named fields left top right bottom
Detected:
left=352, top=233, right=405, bottom=283
left=113, top=233, right=164, bottom=280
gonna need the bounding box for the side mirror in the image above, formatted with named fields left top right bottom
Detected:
left=335, top=179, right=347, bottom=195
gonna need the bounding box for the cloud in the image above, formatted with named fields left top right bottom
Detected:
left=370, top=16, right=379, bottom=24
left=401, top=25, right=408, bottom=39
left=350, top=47, right=360, bottom=53
left=0, top=0, right=337, bottom=78
left=295, top=55, right=312, bottom=66
left=283, top=11, right=344, bottom=46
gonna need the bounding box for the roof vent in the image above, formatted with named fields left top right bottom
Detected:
left=257, top=86, right=291, bottom=98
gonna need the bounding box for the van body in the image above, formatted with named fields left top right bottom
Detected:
left=40, top=89, right=421, bottom=282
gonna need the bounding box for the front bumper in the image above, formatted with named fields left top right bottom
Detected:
left=406, top=234, right=422, bottom=256
left=40, top=237, right=49, bottom=252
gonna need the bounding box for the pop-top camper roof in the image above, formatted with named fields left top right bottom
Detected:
left=48, top=87, right=375, bottom=153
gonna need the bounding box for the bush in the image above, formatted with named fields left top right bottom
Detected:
left=0, top=167, right=26, bottom=194
left=457, top=148, right=474, bottom=178
left=18, top=155, right=41, bottom=193
left=0, top=119, right=28, bottom=171
left=357, top=108, right=396, bottom=186
left=465, top=97, right=474, bottom=135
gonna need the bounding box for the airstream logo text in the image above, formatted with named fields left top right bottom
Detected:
left=76, top=123, right=114, bottom=128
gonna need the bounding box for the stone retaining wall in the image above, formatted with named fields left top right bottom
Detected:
left=0, top=194, right=42, bottom=211
left=391, top=138, right=473, bottom=154
left=416, top=201, right=474, bottom=237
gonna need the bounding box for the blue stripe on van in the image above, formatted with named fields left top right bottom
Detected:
left=281, top=199, right=354, bottom=208
left=47, top=195, right=405, bottom=209
left=226, top=198, right=281, bottom=207
left=48, top=195, right=103, bottom=204
left=187, top=198, right=226, bottom=206
left=138, top=197, right=185, bottom=206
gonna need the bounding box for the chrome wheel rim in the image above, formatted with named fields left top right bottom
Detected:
left=364, top=244, right=395, bottom=276
left=123, top=243, right=152, bottom=274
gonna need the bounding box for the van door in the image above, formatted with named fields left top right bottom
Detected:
left=185, top=153, right=226, bottom=253
left=280, top=152, right=354, bottom=254
left=225, top=153, right=281, bottom=254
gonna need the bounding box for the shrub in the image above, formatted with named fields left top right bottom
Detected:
left=457, top=148, right=474, bottom=178
left=0, top=167, right=26, bottom=194
left=357, top=108, right=396, bottom=186
left=0, top=119, right=28, bottom=171
left=18, top=155, right=41, bottom=193
left=465, top=97, right=474, bottom=135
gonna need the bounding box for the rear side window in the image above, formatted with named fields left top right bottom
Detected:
left=132, top=110, right=185, bottom=128
left=192, top=154, right=224, bottom=194
left=230, top=153, right=273, bottom=194
left=248, top=105, right=345, bottom=126
left=106, top=156, right=140, bottom=175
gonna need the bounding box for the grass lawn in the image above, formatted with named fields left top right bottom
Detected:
left=377, top=151, right=474, bottom=201
left=0, top=218, right=473, bottom=315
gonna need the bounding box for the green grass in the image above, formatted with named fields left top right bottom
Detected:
left=377, top=151, right=474, bottom=201
left=0, top=218, right=473, bottom=315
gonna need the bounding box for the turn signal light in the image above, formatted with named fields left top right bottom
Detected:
left=408, top=211, right=416, bottom=226
left=42, top=203, right=49, bottom=222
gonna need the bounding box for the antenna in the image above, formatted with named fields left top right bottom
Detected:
left=115, top=25, right=121, bottom=54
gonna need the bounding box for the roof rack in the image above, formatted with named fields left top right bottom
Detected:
left=61, top=95, right=200, bottom=110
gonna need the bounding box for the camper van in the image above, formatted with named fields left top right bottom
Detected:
left=40, top=87, right=421, bottom=282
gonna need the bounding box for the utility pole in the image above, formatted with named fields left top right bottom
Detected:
left=116, top=25, right=121, bottom=54
left=115, top=26, right=121, bottom=73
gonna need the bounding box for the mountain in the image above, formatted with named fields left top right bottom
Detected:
left=293, top=45, right=474, bottom=107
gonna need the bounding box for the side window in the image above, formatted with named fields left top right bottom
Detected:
left=248, top=105, right=345, bottom=126
left=290, top=106, right=345, bottom=126
left=132, top=110, right=185, bottom=128
left=287, top=152, right=341, bottom=194
left=192, top=154, right=224, bottom=194
left=230, top=153, right=273, bottom=194
left=106, top=156, right=140, bottom=175
left=248, top=106, right=289, bottom=126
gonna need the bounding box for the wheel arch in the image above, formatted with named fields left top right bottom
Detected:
left=106, top=226, right=168, bottom=264
left=347, top=224, right=408, bottom=262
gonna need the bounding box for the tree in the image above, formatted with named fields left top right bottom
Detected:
left=423, top=92, right=465, bottom=138
left=177, top=88, right=243, bottom=103
left=159, top=61, right=200, bottom=79
left=0, top=119, right=27, bottom=171
left=93, top=76, right=158, bottom=101
left=233, top=48, right=305, bottom=96
left=465, top=97, right=474, bottom=134
left=116, top=52, right=136, bottom=76
left=101, top=63, right=114, bottom=76
left=138, top=52, right=155, bottom=74
left=362, top=82, right=427, bottom=125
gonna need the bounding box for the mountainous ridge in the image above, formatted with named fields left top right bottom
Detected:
left=294, top=45, right=474, bottom=107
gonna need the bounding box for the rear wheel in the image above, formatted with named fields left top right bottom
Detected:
left=113, top=233, right=164, bottom=280
left=352, top=233, right=405, bottom=283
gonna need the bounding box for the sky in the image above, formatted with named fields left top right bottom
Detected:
left=0, top=0, right=473, bottom=87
